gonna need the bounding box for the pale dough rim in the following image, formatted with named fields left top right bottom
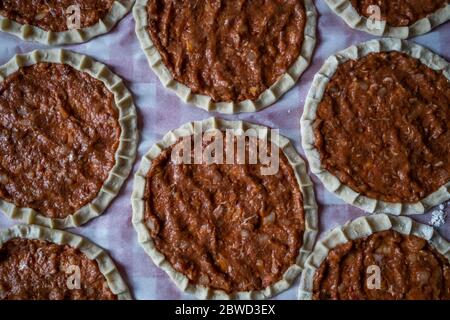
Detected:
left=300, top=38, right=450, bottom=215
left=325, top=0, right=450, bottom=39
left=0, top=0, right=134, bottom=45
left=298, top=213, right=450, bottom=300
left=0, top=49, right=138, bottom=229
left=133, top=0, right=317, bottom=114
left=0, top=224, right=132, bottom=300
left=131, top=117, right=319, bottom=299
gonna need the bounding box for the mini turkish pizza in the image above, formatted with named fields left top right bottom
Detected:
left=301, top=39, right=450, bottom=214
left=0, top=1, right=134, bottom=44
left=132, top=119, right=318, bottom=299
left=0, top=50, right=137, bottom=228
left=314, top=231, right=450, bottom=300
left=316, top=51, right=450, bottom=203
left=0, top=239, right=115, bottom=300
left=147, top=0, right=307, bottom=102
left=0, top=63, right=118, bottom=217
left=134, top=0, right=317, bottom=112
left=299, top=215, right=450, bottom=300
left=351, top=0, right=449, bottom=27
left=0, top=225, right=130, bottom=300
left=325, top=0, right=450, bottom=38
left=0, top=0, right=114, bottom=32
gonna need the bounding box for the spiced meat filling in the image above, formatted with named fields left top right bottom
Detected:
left=147, top=0, right=306, bottom=102
left=350, top=0, right=449, bottom=27
left=313, top=230, right=450, bottom=300
left=314, top=51, right=450, bottom=203
left=0, top=63, right=120, bottom=218
left=0, top=0, right=114, bottom=32
left=0, top=238, right=117, bottom=300
left=144, top=134, right=305, bottom=293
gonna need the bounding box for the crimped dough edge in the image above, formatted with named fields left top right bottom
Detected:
left=0, top=224, right=132, bottom=300
left=300, top=38, right=450, bottom=215
left=131, top=117, right=319, bottom=299
left=0, top=0, right=134, bottom=45
left=325, top=0, right=450, bottom=39
left=298, top=213, right=450, bottom=300
left=0, top=49, right=138, bottom=229
left=133, top=0, right=317, bottom=114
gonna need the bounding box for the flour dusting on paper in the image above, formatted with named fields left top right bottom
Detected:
left=430, top=202, right=448, bottom=228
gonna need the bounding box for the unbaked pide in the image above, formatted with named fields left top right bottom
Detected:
left=301, top=38, right=450, bottom=215
left=0, top=49, right=138, bottom=228
left=0, top=224, right=131, bottom=300
left=299, top=214, right=450, bottom=300
left=134, top=0, right=317, bottom=113
left=0, top=0, right=134, bottom=44
left=132, top=118, right=318, bottom=299
left=325, top=0, right=450, bottom=38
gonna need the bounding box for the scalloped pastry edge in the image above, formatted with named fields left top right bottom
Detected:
left=300, top=38, right=450, bottom=215
left=0, top=224, right=132, bottom=299
left=133, top=0, right=317, bottom=114
left=298, top=213, right=450, bottom=299
left=325, top=0, right=450, bottom=39
left=0, top=49, right=138, bottom=229
left=131, top=117, right=319, bottom=299
left=0, top=0, right=134, bottom=45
